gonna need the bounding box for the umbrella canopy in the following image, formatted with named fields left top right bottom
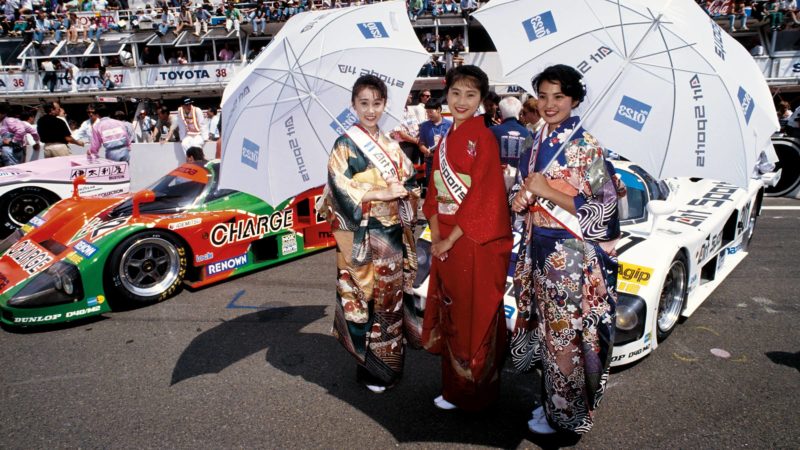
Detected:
left=473, top=0, right=778, bottom=188
left=219, top=1, right=429, bottom=205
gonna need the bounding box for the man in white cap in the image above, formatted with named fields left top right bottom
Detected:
left=169, top=97, right=207, bottom=151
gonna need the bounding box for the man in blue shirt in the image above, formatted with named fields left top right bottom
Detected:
left=490, top=96, right=531, bottom=168
left=417, top=98, right=452, bottom=196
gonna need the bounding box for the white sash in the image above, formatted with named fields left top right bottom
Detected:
left=346, top=125, right=414, bottom=227
left=527, top=126, right=584, bottom=240
left=438, top=129, right=469, bottom=206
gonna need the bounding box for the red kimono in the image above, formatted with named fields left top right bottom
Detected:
left=422, top=115, right=512, bottom=411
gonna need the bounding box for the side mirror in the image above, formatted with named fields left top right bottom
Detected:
left=132, top=190, right=156, bottom=218
left=646, top=199, right=676, bottom=217
left=71, top=175, right=87, bottom=199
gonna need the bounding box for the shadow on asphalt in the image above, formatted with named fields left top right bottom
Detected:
left=171, top=305, right=583, bottom=448
left=765, top=351, right=800, bottom=372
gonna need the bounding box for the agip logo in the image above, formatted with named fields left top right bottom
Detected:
left=738, top=86, right=754, bottom=124
left=330, top=108, right=358, bottom=136
left=241, top=138, right=259, bottom=169
left=522, top=11, right=557, bottom=42
left=614, top=96, right=651, bottom=131
left=357, top=22, right=389, bottom=39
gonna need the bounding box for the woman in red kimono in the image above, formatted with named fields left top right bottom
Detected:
left=422, top=65, right=512, bottom=411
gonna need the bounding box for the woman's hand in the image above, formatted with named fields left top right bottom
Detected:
left=431, top=235, right=454, bottom=261
left=379, top=182, right=408, bottom=201
left=512, top=189, right=531, bottom=213
left=523, top=172, right=552, bottom=199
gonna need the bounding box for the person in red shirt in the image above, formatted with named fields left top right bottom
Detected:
left=421, top=65, right=512, bottom=411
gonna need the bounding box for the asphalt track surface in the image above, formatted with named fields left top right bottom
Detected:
left=1, top=197, right=798, bottom=449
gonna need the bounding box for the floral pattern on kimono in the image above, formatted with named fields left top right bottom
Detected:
left=319, top=131, right=421, bottom=385
left=511, top=116, right=623, bottom=434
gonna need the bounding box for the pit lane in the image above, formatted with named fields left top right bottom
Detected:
left=0, top=197, right=797, bottom=449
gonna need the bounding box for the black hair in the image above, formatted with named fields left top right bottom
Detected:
left=18, top=108, right=35, bottom=121
left=95, top=104, right=110, bottom=118
left=186, top=146, right=206, bottom=162
left=351, top=74, right=387, bottom=105
left=159, top=105, right=170, bottom=114
left=42, top=102, right=57, bottom=114
left=424, top=98, right=443, bottom=110
left=531, top=64, right=586, bottom=104
left=0, top=103, right=9, bottom=116
left=444, top=65, right=489, bottom=99
left=113, top=110, right=127, bottom=121
left=484, top=91, right=501, bottom=105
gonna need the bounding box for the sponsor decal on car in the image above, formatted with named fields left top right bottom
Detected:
left=618, top=262, right=653, bottom=285
left=66, top=253, right=83, bottom=264
left=65, top=305, right=102, bottom=318
left=29, top=215, right=46, bottom=228
left=209, top=209, right=293, bottom=247
left=688, top=181, right=738, bottom=207
left=522, top=11, right=557, bottom=41
left=14, top=314, right=63, bottom=323
left=72, top=217, right=130, bottom=243
left=695, top=231, right=722, bottom=263
left=0, top=272, right=9, bottom=290
left=667, top=209, right=712, bottom=227
left=281, top=233, right=298, bottom=255
left=96, top=188, right=125, bottom=197
left=74, top=240, right=98, bottom=259
left=168, top=218, right=202, bottom=230
left=70, top=164, right=126, bottom=179
left=610, top=342, right=651, bottom=363
left=195, top=252, right=214, bottom=263
left=87, top=295, right=105, bottom=307
left=6, top=240, right=55, bottom=275
left=206, top=253, right=248, bottom=275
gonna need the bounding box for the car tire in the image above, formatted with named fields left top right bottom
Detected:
left=742, top=195, right=761, bottom=252
left=105, top=231, right=187, bottom=306
left=656, top=253, right=688, bottom=342
left=0, top=186, right=61, bottom=239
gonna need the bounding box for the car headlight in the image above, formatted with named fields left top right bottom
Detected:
left=616, top=303, right=639, bottom=330
left=7, top=261, right=83, bottom=308
left=614, top=293, right=646, bottom=345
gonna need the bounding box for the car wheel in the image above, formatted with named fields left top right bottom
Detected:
left=0, top=186, right=61, bottom=238
left=106, top=231, right=187, bottom=305
left=742, top=196, right=760, bottom=252
left=656, top=253, right=687, bottom=342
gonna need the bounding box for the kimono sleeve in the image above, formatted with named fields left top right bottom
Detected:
left=326, top=135, right=372, bottom=227
left=422, top=148, right=440, bottom=221
left=572, top=141, right=620, bottom=241
left=455, top=129, right=511, bottom=244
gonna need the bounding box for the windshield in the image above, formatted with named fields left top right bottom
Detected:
left=615, top=164, right=670, bottom=224
left=109, top=163, right=210, bottom=217
left=617, top=167, right=648, bottom=223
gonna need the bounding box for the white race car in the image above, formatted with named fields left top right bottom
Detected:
left=0, top=156, right=130, bottom=239
left=413, top=160, right=771, bottom=367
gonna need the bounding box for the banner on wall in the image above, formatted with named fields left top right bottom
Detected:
left=0, top=68, right=135, bottom=94
left=144, top=63, right=237, bottom=87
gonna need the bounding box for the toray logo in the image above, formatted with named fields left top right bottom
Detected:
left=614, top=96, right=651, bottom=131
left=522, top=11, right=557, bottom=41
left=330, top=108, right=358, bottom=135
left=241, top=138, right=259, bottom=169
left=738, top=86, right=754, bottom=124
left=357, top=22, right=389, bottom=39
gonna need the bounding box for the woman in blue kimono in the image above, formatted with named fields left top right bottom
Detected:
left=511, top=65, right=623, bottom=435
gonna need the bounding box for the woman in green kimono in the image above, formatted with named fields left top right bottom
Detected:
left=320, top=75, right=420, bottom=393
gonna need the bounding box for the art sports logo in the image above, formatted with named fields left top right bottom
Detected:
left=241, top=138, right=259, bottom=169
left=614, top=96, right=651, bottom=131
left=330, top=108, right=358, bottom=136
left=522, top=11, right=557, bottom=42
left=738, top=86, right=754, bottom=124
left=357, top=22, right=389, bottom=39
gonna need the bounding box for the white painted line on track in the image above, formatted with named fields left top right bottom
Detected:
left=761, top=206, right=800, bottom=210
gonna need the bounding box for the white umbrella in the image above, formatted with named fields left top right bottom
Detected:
left=473, top=0, right=779, bottom=188
left=219, top=1, right=429, bottom=205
